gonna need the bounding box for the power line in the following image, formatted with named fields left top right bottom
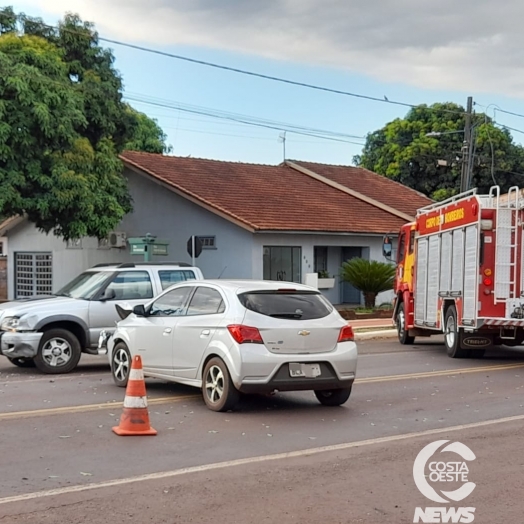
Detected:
left=125, top=95, right=366, bottom=145
left=1, top=8, right=468, bottom=117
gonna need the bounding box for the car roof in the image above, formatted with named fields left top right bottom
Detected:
left=193, top=280, right=319, bottom=293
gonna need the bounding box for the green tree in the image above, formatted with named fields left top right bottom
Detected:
left=0, top=8, right=169, bottom=239
left=355, top=103, right=524, bottom=201
left=340, top=258, right=395, bottom=309
left=125, top=107, right=172, bottom=154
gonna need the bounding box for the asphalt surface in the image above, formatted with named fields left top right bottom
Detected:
left=2, top=337, right=524, bottom=523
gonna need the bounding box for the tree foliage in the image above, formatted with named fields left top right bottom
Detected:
left=355, top=103, right=524, bottom=201
left=0, top=7, right=169, bottom=239
left=340, top=258, right=395, bottom=308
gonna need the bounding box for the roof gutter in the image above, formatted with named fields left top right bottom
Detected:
left=285, top=161, right=415, bottom=223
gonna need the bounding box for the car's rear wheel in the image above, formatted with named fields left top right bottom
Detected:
left=314, top=387, right=352, bottom=406
left=34, top=329, right=82, bottom=374
left=202, top=357, right=240, bottom=412
left=111, top=342, right=131, bottom=388
left=7, top=357, right=35, bottom=368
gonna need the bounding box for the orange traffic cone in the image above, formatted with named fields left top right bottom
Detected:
left=112, top=355, right=157, bottom=436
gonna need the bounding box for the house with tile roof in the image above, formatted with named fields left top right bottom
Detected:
left=0, top=153, right=431, bottom=304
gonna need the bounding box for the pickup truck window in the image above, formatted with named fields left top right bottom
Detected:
left=105, top=271, right=153, bottom=300
left=56, top=271, right=112, bottom=300
left=159, top=270, right=197, bottom=290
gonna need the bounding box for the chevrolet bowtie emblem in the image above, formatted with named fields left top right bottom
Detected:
left=298, top=330, right=311, bottom=336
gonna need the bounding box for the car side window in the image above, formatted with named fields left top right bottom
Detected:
left=186, top=287, right=225, bottom=316
left=158, top=270, right=197, bottom=290
left=104, top=271, right=153, bottom=300
left=149, top=287, right=193, bottom=317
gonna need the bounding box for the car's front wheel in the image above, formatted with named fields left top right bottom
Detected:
left=34, top=329, right=82, bottom=374
left=111, top=342, right=132, bottom=388
left=7, top=357, right=35, bottom=368
left=314, top=387, right=352, bottom=406
left=202, top=357, right=240, bottom=412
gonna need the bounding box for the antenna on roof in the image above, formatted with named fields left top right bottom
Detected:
left=278, top=131, right=286, bottom=161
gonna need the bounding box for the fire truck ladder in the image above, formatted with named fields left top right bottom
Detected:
left=491, top=185, right=520, bottom=304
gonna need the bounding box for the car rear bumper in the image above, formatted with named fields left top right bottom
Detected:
left=0, top=331, right=43, bottom=359
left=238, top=362, right=355, bottom=393
left=234, top=340, right=358, bottom=393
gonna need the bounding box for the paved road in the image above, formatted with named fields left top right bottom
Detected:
left=1, top=338, right=524, bottom=523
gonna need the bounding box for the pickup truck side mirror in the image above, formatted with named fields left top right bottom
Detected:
left=100, top=288, right=116, bottom=302
left=133, top=304, right=147, bottom=317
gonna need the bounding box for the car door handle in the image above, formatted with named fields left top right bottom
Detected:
left=201, top=329, right=210, bottom=336
left=163, top=328, right=172, bottom=335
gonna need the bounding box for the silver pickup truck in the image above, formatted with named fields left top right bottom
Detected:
left=0, top=262, right=204, bottom=374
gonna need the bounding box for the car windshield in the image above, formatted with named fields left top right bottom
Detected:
left=55, top=271, right=113, bottom=300
left=237, top=290, right=333, bottom=320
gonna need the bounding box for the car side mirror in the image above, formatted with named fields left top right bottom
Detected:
left=100, top=288, right=116, bottom=301
left=133, top=304, right=147, bottom=317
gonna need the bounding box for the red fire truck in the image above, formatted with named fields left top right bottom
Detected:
left=391, top=185, right=524, bottom=358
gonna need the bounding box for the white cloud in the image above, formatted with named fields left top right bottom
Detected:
left=23, top=0, right=524, bottom=98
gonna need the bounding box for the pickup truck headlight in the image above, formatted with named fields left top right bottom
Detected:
left=1, top=317, right=20, bottom=332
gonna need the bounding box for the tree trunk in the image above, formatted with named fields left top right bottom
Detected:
left=363, top=292, right=376, bottom=309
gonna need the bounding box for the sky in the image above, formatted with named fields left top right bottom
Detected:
left=8, top=0, right=524, bottom=166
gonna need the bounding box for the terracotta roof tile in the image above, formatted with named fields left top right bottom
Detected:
left=121, top=152, right=414, bottom=234
left=291, top=160, right=432, bottom=217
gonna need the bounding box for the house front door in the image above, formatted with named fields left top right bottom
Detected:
left=341, top=247, right=363, bottom=304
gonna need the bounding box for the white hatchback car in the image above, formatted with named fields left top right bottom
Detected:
left=103, top=280, right=358, bottom=412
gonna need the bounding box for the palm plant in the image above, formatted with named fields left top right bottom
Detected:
left=340, top=258, right=396, bottom=308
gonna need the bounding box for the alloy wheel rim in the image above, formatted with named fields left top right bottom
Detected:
left=113, top=349, right=130, bottom=381
left=42, top=338, right=72, bottom=367
left=205, top=365, right=224, bottom=403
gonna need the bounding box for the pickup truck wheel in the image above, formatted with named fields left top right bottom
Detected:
left=34, top=329, right=82, bottom=374
left=111, top=342, right=131, bottom=388
left=7, top=357, right=36, bottom=368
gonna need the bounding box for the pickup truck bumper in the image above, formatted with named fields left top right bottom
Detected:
left=0, top=331, right=43, bottom=359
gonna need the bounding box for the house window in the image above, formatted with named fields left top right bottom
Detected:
left=314, top=246, right=328, bottom=273
left=0, top=241, right=4, bottom=257
left=199, top=236, right=216, bottom=249
left=263, top=246, right=301, bottom=283
left=15, top=252, right=53, bottom=298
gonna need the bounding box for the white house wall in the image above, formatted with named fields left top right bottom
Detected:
left=6, top=221, right=124, bottom=299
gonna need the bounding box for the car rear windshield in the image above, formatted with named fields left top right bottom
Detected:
left=237, top=291, right=333, bottom=320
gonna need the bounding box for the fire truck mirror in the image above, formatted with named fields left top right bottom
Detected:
left=382, top=236, right=392, bottom=259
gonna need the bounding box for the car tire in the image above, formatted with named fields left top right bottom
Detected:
left=34, top=329, right=82, bottom=374
left=7, top=357, right=36, bottom=368
left=202, top=357, right=240, bottom=412
left=314, top=387, right=352, bottom=406
left=111, top=342, right=132, bottom=388
left=444, top=305, right=470, bottom=358
left=397, top=302, right=415, bottom=345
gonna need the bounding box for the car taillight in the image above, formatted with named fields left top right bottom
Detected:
left=227, top=325, right=263, bottom=344
left=338, top=325, right=354, bottom=342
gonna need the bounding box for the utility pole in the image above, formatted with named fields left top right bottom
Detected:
left=460, top=96, right=473, bottom=193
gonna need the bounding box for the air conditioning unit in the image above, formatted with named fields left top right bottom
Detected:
left=108, top=231, right=127, bottom=248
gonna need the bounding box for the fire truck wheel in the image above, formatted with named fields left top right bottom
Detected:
left=444, top=305, right=469, bottom=358
left=397, top=302, right=415, bottom=345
